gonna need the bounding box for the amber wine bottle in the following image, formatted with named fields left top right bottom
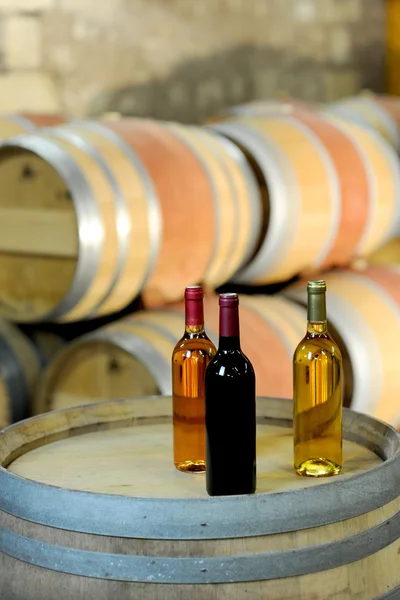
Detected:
left=205, top=293, right=256, bottom=496
left=293, top=280, right=343, bottom=477
left=172, top=286, right=216, bottom=473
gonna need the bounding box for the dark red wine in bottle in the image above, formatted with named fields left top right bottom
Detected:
left=205, top=293, right=256, bottom=496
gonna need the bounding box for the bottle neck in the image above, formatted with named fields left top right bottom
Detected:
left=185, top=297, right=204, bottom=334
left=219, top=304, right=241, bottom=349
left=307, top=290, right=327, bottom=334
left=185, top=324, right=205, bottom=335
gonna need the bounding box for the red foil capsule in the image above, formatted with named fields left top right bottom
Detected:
left=219, top=293, right=240, bottom=337
left=184, top=286, right=204, bottom=326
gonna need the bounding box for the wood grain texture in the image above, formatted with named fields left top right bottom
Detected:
left=0, top=396, right=399, bottom=600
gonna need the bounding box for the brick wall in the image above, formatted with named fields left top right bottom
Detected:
left=0, top=0, right=386, bottom=121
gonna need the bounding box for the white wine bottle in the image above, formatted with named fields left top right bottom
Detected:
left=293, top=280, right=343, bottom=477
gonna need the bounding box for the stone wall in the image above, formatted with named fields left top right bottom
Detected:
left=0, top=0, right=386, bottom=122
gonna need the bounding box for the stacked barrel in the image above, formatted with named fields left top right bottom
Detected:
left=0, top=92, right=400, bottom=431
left=0, top=119, right=261, bottom=321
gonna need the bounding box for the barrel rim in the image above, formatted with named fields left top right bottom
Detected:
left=35, top=325, right=173, bottom=413
left=0, top=134, right=103, bottom=321
left=45, top=127, right=131, bottom=316
left=0, top=396, right=399, bottom=540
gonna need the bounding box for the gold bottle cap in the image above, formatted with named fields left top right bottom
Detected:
left=307, top=280, right=326, bottom=293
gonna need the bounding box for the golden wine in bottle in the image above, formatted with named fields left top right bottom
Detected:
left=293, top=280, right=343, bottom=477
left=172, top=286, right=216, bottom=473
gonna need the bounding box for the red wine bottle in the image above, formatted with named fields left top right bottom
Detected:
left=205, top=293, right=256, bottom=496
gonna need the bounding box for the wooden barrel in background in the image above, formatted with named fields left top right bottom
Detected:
left=361, top=93, right=400, bottom=133
left=0, top=396, right=399, bottom=599
left=212, top=115, right=400, bottom=285
left=250, top=111, right=371, bottom=267
left=0, top=319, right=42, bottom=428
left=211, top=116, right=341, bottom=284
left=100, top=119, right=216, bottom=308
left=324, top=95, right=400, bottom=150
left=286, top=265, right=400, bottom=430
left=34, top=295, right=306, bottom=415
left=0, top=124, right=160, bottom=322
left=166, top=124, right=262, bottom=287
left=366, top=237, right=400, bottom=265
left=326, top=117, right=400, bottom=255
left=0, top=113, right=65, bottom=141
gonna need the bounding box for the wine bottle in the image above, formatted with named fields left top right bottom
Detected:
left=172, top=286, right=216, bottom=473
left=293, top=280, right=343, bottom=477
left=205, top=293, right=256, bottom=496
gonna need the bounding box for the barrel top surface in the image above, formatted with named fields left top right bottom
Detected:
left=0, top=396, right=399, bottom=540
left=7, top=415, right=380, bottom=498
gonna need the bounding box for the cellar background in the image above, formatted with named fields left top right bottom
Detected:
left=0, top=0, right=386, bottom=120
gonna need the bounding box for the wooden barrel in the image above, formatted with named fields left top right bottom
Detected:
left=0, top=396, right=399, bottom=600
left=217, top=108, right=371, bottom=267
left=0, top=113, right=65, bottom=141
left=0, top=319, right=42, bottom=429
left=165, top=124, right=262, bottom=286
left=34, top=295, right=306, bottom=414
left=0, top=123, right=160, bottom=322
left=286, top=265, right=400, bottom=430
left=99, top=119, right=216, bottom=307
left=359, top=92, right=400, bottom=132
left=211, top=115, right=341, bottom=283
left=324, top=96, right=400, bottom=150
left=367, top=237, right=400, bottom=265
left=327, top=117, right=400, bottom=255
left=213, top=115, right=400, bottom=284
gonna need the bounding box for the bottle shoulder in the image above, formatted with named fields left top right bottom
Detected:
left=172, top=334, right=216, bottom=361
left=293, top=331, right=342, bottom=362
left=207, top=348, right=255, bottom=376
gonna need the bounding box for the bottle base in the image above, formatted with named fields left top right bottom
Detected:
left=295, top=457, right=341, bottom=478
left=175, top=460, right=206, bottom=474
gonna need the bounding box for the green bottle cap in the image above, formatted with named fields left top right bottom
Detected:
left=307, top=280, right=327, bottom=322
